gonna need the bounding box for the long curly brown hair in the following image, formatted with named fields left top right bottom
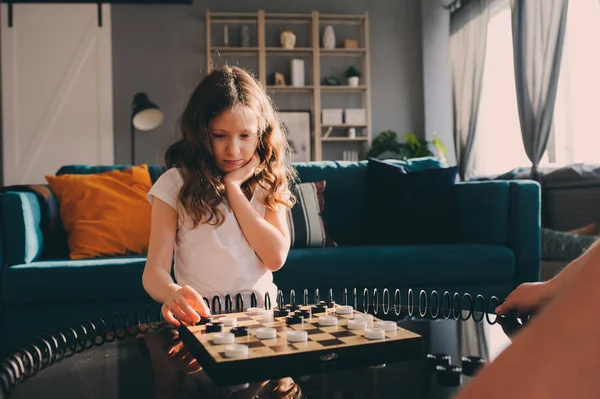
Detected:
left=165, top=65, right=297, bottom=228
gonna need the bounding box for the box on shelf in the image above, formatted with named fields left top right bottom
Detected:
left=344, top=39, right=359, bottom=49
left=344, top=108, right=367, bottom=125
left=322, top=109, right=343, bottom=125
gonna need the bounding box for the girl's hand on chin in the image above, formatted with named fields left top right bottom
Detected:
left=223, top=153, right=261, bottom=187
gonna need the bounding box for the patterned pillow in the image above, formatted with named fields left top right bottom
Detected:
left=0, top=184, right=69, bottom=259
left=287, top=181, right=336, bottom=248
left=541, top=227, right=598, bottom=261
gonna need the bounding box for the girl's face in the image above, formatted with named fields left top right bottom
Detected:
left=209, top=106, right=259, bottom=174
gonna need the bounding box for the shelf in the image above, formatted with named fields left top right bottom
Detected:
left=266, top=47, right=313, bottom=55
left=265, top=16, right=311, bottom=24
left=320, top=48, right=367, bottom=57
left=323, top=124, right=368, bottom=128
left=210, top=12, right=258, bottom=17
left=321, top=137, right=369, bottom=142
left=266, top=85, right=314, bottom=92
left=321, top=85, right=367, bottom=92
left=206, top=10, right=371, bottom=162
left=210, top=19, right=258, bottom=24
left=319, top=20, right=364, bottom=26
left=211, top=47, right=258, bottom=55
left=319, top=13, right=367, bottom=23
left=265, top=13, right=313, bottom=19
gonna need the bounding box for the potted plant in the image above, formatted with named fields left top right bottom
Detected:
left=345, top=66, right=361, bottom=87
left=367, top=130, right=447, bottom=162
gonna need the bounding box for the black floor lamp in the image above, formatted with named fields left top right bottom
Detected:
left=131, top=92, right=163, bottom=165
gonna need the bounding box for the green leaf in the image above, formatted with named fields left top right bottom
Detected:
left=431, top=132, right=448, bottom=163
left=367, top=130, right=447, bottom=161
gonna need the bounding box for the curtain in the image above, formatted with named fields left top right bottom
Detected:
left=510, top=0, right=569, bottom=179
left=450, top=0, right=491, bottom=180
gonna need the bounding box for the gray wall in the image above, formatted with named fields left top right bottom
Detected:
left=111, top=0, right=425, bottom=165
left=421, top=0, right=456, bottom=166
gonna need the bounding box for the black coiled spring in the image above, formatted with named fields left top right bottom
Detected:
left=0, top=305, right=165, bottom=397
left=0, top=287, right=502, bottom=397
left=268, top=288, right=501, bottom=325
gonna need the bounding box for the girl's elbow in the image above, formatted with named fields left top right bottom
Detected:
left=142, top=266, right=158, bottom=294
left=268, top=263, right=285, bottom=272
left=141, top=270, right=151, bottom=292
left=265, top=253, right=287, bottom=271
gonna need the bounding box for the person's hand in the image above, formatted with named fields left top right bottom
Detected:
left=496, top=313, right=526, bottom=339
left=495, top=281, right=556, bottom=318
left=223, top=153, right=261, bottom=187
left=162, top=285, right=210, bottom=327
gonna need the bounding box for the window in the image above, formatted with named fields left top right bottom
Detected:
left=553, top=0, right=600, bottom=165
left=472, top=0, right=600, bottom=177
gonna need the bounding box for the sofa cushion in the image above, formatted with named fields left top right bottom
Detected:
left=0, top=192, right=44, bottom=264
left=361, top=159, right=459, bottom=245
left=57, top=164, right=166, bottom=184
left=0, top=185, right=69, bottom=261
left=2, top=256, right=150, bottom=304
left=292, top=158, right=446, bottom=246
left=46, top=164, right=154, bottom=260
left=455, top=181, right=510, bottom=245
left=288, top=181, right=330, bottom=248
left=273, top=245, right=515, bottom=291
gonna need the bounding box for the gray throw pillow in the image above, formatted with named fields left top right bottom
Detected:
left=541, top=228, right=598, bottom=261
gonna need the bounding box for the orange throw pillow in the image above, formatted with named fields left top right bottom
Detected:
left=45, top=164, right=153, bottom=260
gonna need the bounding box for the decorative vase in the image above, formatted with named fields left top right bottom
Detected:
left=323, top=25, right=336, bottom=49
left=290, top=59, right=305, bottom=87
left=347, top=76, right=360, bottom=86
left=241, top=25, right=250, bottom=48
left=280, top=28, right=296, bottom=49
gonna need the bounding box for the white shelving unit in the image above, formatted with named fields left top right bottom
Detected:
left=206, top=10, right=372, bottom=161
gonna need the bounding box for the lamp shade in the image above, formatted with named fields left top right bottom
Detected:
left=131, top=92, right=163, bottom=131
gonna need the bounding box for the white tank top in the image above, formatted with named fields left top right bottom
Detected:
left=146, top=168, right=278, bottom=309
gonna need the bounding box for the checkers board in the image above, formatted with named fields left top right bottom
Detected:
left=178, top=304, right=422, bottom=385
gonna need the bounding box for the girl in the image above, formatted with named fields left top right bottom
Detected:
left=142, top=65, right=296, bottom=326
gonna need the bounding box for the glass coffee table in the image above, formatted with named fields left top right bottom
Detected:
left=1, top=304, right=525, bottom=399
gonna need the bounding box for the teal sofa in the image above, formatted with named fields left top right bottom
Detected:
left=0, top=160, right=541, bottom=356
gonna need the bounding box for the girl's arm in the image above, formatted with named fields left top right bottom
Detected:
left=142, top=199, right=180, bottom=301
left=223, top=154, right=291, bottom=271
left=142, top=199, right=209, bottom=324
left=225, top=182, right=290, bottom=271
